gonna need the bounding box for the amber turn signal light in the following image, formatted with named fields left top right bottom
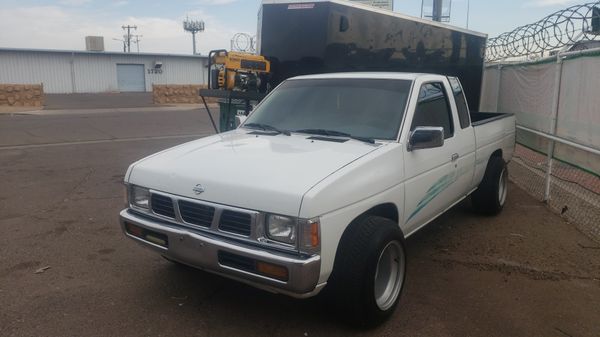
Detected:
left=256, top=261, right=289, bottom=282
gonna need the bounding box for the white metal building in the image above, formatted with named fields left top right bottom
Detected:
left=0, top=48, right=208, bottom=94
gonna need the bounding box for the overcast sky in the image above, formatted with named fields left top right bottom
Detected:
left=0, top=0, right=583, bottom=55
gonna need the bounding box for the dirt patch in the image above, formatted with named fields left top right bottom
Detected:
left=3, top=261, right=41, bottom=275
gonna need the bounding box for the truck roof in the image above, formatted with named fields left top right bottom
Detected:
left=289, top=72, right=430, bottom=81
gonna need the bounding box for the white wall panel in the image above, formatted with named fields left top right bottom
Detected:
left=0, top=49, right=207, bottom=93
left=73, top=54, right=116, bottom=93
left=0, top=51, right=73, bottom=93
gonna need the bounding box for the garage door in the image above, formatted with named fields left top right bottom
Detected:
left=116, top=64, right=146, bottom=92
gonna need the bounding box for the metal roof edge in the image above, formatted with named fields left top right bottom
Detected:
left=0, top=47, right=208, bottom=59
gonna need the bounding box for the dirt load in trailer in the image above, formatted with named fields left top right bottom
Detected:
left=258, top=0, right=487, bottom=109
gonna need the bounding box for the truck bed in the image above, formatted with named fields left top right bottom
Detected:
left=470, top=112, right=515, bottom=126
left=470, top=111, right=516, bottom=188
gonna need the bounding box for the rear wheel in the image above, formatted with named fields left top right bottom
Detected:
left=472, top=156, right=508, bottom=215
left=326, top=216, right=406, bottom=327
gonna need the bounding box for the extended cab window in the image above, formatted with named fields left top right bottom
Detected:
left=448, top=77, right=471, bottom=129
left=411, top=82, right=454, bottom=139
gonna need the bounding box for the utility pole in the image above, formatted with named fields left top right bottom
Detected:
left=132, top=35, right=143, bottom=53
left=121, top=24, right=137, bottom=53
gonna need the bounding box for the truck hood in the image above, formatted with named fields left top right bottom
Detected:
left=127, top=129, right=383, bottom=216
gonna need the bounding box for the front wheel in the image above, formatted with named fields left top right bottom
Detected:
left=374, top=240, right=405, bottom=312
left=472, top=156, right=508, bottom=215
left=326, top=216, right=406, bottom=327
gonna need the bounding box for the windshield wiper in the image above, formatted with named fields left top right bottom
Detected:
left=294, top=129, right=376, bottom=144
left=244, top=123, right=291, bottom=136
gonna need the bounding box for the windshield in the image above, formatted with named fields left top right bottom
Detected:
left=244, top=78, right=412, bottom=140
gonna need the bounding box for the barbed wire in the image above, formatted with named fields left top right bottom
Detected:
left=230, top=33, right=256, bottom=53
left=486, top=2, right=600, bottom=62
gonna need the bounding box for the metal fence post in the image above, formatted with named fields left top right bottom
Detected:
left=70, top=51, right=77, bottom=94
left=544, top=54, right=565, bottom=202
left=494, top=64, right=503, bottom=112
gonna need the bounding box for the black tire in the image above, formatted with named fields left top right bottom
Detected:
left=471, top=156, right=508, bottom=215
left=326, top=215, right=406, bottom=328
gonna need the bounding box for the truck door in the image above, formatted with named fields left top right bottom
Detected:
left=402, top=81, right=463, bottom=235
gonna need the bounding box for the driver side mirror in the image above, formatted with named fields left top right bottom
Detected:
left=407, top=127, right=444, bottom=152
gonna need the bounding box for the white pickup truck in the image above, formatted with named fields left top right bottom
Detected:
left=120, top=73, right=515, bottom=326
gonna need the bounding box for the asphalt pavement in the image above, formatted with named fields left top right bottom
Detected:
left=44, top=93, right=155, bottom=110
left=1, top=107, right=599, bottom=337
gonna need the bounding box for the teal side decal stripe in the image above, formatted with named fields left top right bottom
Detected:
left=406, top=173, right=455, bottom=223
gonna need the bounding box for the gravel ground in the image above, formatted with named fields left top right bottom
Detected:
left=1, top=108, right=599, bottom=337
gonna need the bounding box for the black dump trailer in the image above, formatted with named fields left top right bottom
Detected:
left=258, top=0, right=487, bottom=110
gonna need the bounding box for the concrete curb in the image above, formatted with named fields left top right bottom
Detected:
left=0, top=104, right=219, bottom=116
left=0, top=107, right=43, bottom=115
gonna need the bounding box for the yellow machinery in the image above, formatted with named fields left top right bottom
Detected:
left=208, top=50, right=271, bottom=93
left=201, top=50, right=272, bottom=133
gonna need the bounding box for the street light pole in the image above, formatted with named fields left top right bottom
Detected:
left=432, top=0, right=443, bottom=22
left=183, top=18, right=205, bottom=55
left=192, top=31, right=197, bottom=55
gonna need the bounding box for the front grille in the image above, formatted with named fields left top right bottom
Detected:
left=151, top=194, right=175, bottom=218
left=142, top=191, right=256, bottom=240
left=219, top=210, right=252, bottom=236
left=178, top=200, right=215, bottom=227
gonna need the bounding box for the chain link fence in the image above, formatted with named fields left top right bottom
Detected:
left=481, top=39, right=600, bottom=244
left=509, top=135, right=600, bottom=242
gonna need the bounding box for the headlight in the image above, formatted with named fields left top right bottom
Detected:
left=265, top=215, right=320, bottom=254
left=266, top=214, right=296, bottom=245
left=130, top=185, right=150, bottom=209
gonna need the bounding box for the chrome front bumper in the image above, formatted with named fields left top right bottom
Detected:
left=119, top=209, right=323, bottom=298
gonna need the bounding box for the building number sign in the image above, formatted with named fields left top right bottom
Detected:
left=147, top=69, right=163, bottom=74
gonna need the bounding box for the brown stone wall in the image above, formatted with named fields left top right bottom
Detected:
left=0, top=84, right=44, bottom=107
left=153, top=84, right=217, bottom=104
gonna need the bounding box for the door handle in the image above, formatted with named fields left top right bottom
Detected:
left=451, top=153, right=459, bottom=162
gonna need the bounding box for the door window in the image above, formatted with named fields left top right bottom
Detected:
left=448, top=77, right=471, bottom=129
left=411, top=82, right=454, bottom=139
